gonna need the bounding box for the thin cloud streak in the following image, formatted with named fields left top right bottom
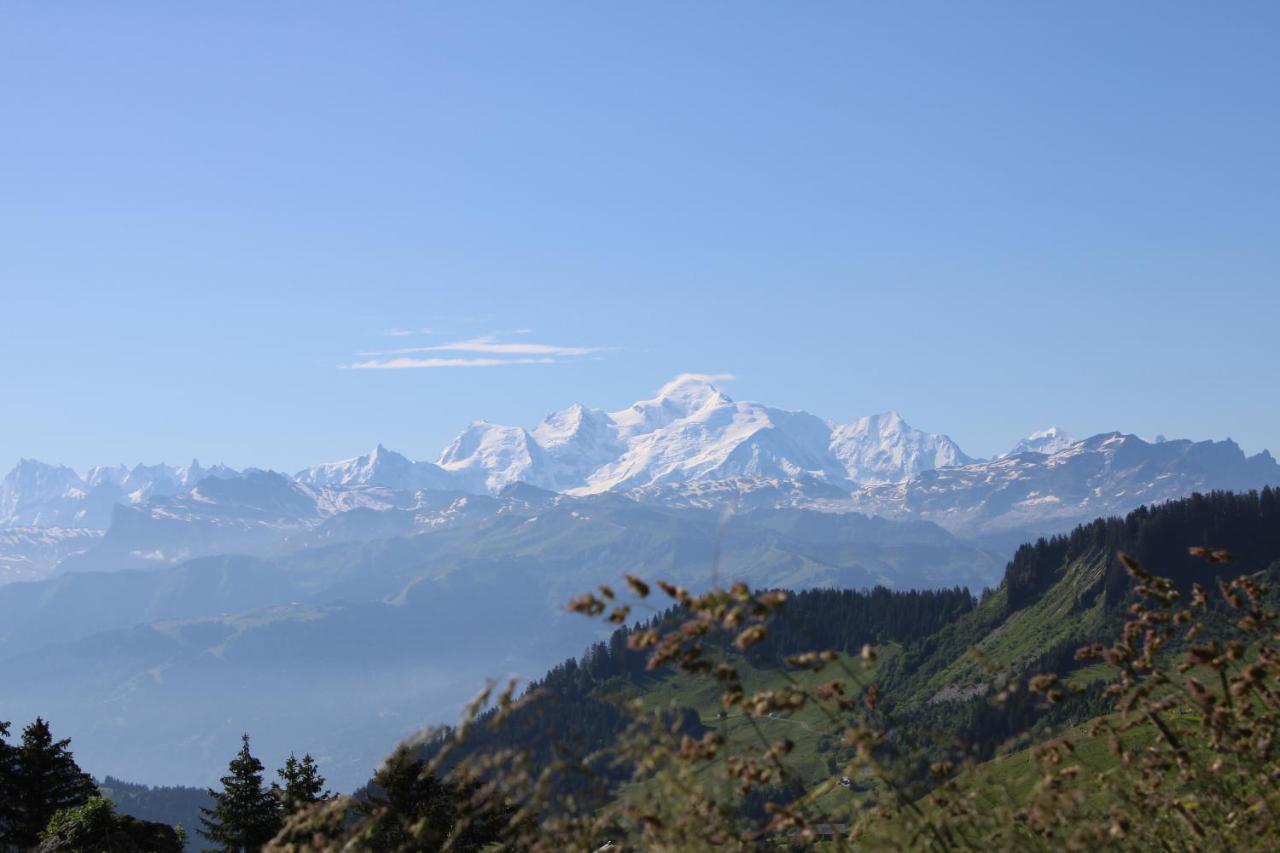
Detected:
left=359, top=337, right=607, bottom=357
left=344, top=356, right=558, bottom=370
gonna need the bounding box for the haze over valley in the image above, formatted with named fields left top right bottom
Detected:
left=4, top=4, right=1279, bottom=849
left=2, top=375, right=1276, bottom=788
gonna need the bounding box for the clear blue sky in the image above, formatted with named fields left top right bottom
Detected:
left=2, top=3, right=1278, bottom=474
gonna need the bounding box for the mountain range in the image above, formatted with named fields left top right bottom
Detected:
left=1, top=374, right=1277, bottom=791
left=3, top=374, right=1277, bottom=584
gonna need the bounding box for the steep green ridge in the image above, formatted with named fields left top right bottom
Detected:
left=881, top=549, right=1110, bottom=708
left=415, top=489, right=1280, bottom=825
left=882, top=489, right=1280, bottom=709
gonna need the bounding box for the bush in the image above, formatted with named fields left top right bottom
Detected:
left=38, top=796, right=182, bottom=853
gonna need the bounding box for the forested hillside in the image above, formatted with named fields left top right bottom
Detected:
left=267, top=489, right=1280, bottom=850
left=9, top=489, right=1280, bottom=850
left=98, top=778, right=211, bottom=852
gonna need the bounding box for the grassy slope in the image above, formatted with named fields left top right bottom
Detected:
left=938, top=717, right=1145, bottom=810
left=590, top=547, right=1123, bottom=823
left=885, top=547, right=1111, bottom=708
left=636, top=649, right=898, bottom=807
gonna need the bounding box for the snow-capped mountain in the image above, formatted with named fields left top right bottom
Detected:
left=5, top=374, right=1279, bottom=574
left=85, top=459, right=238, bottom=502
left=0, top=376, right=971, bottom=534
left=296, top=444, right=452, bottom=492
left=531, top=403, right=626, bottom=488
left=436, top=422, right=557, bottom=493
left=0, top=458, right=238, bottom=528
left=425, top=376, right=964, bottom=497
left=580, top=375, right=845, bottom=493
left=830, top=411, right=974, bottom=484
left=425, top=375, right=859, bottom=495
left=848, top=432, right=1280, bottom=539
left=1001, top=427, right=1076, bottom=458
left=0, top=460, right=85, bottom=527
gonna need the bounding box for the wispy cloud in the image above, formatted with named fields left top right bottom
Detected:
left=344, top=356, right=558, bottom=370
left=385, top=327, right=435, bottom=338
left=347, top=332, right=611, bottom=371
left=359, top=337, right=606, bottom=358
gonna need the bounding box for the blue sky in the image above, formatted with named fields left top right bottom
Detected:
left=2, top=3, right=1278, bottom=474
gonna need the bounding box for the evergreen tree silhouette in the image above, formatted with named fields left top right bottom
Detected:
left=6, top=717, right=96, bottom=848
left=275, top=753, right=330, bottom=816
left=357, top=746, right=507, bottom=851
left=0, top=721, right=18, bottom=844
left=199, top=734, right=282, bottom=852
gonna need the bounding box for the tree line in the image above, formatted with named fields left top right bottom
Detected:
left=0, top=718, right=97, bottom=850
left=1005, top=487, right=1280, bottom=612
left=421, top=582, right=978, bottom=803
left=0, top=717, right=334, bottom=852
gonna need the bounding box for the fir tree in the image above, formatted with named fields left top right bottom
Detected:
left=275, top=753, right=330, bottom=816
left=6, top=718, right=97, bottom=849
left=357, top=746, right=507, bottom=851
left=0, top=720, right=17, bottom=845
left=199, top=734, right=282, bottom=852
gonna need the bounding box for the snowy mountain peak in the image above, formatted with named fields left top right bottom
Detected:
left=175, top=459, right=204, bottom=485
left=1, top=461, right=85, bottom=524
left=437, top=422, right=553, bottom=492
left=363, top=443, right=400, bottom=468
left=1003, top=427, right=1077, bottom=458
left=829, top=412, right=973, bottom=485
left=532, top=403, right=595, bottom=447
left=296, top=444, right=451, bottom=494
left=9, top=376, right=1277, bottom=548
left=655, top=373, right=733, bottom=409
left=1, top=458, right=243, bottom=528
left=84, top=464, right=128, bottom=488
left=610, top=374, right=734, bottom=438
left=438, top=422, right=528, bottom=467
left=5, top=459, right=82, bottom=489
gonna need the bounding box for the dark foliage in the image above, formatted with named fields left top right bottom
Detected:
left=1005, top=536, right=1072, bottom=612
left=274, top=754, right=329, bottom=817
left=99, top=777, right=210, bottom=851
left=0, top=718, right=97, bottom=850
left=356, top=747, right=508, bottom=851
left=0, top=721, right=16, bottom=846
left=1001, top=488, right=1280, bottom=612
left=199, top=734, right=282, bottom=853
left=35, top=796, right=182, bottom=853
left=740, top=780, right=808, bottom=823
left=743, top=585, right=974, bottom=663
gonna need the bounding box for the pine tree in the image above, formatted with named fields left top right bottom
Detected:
left=0, top=720, right=17, bottom=845
left=199, top=734, right=282, bottom=852
left=275, top=753, right=330, bottom=816
left=357, top=746, right=507, bottom=851
left=7, top=717, right=97, bottom=849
